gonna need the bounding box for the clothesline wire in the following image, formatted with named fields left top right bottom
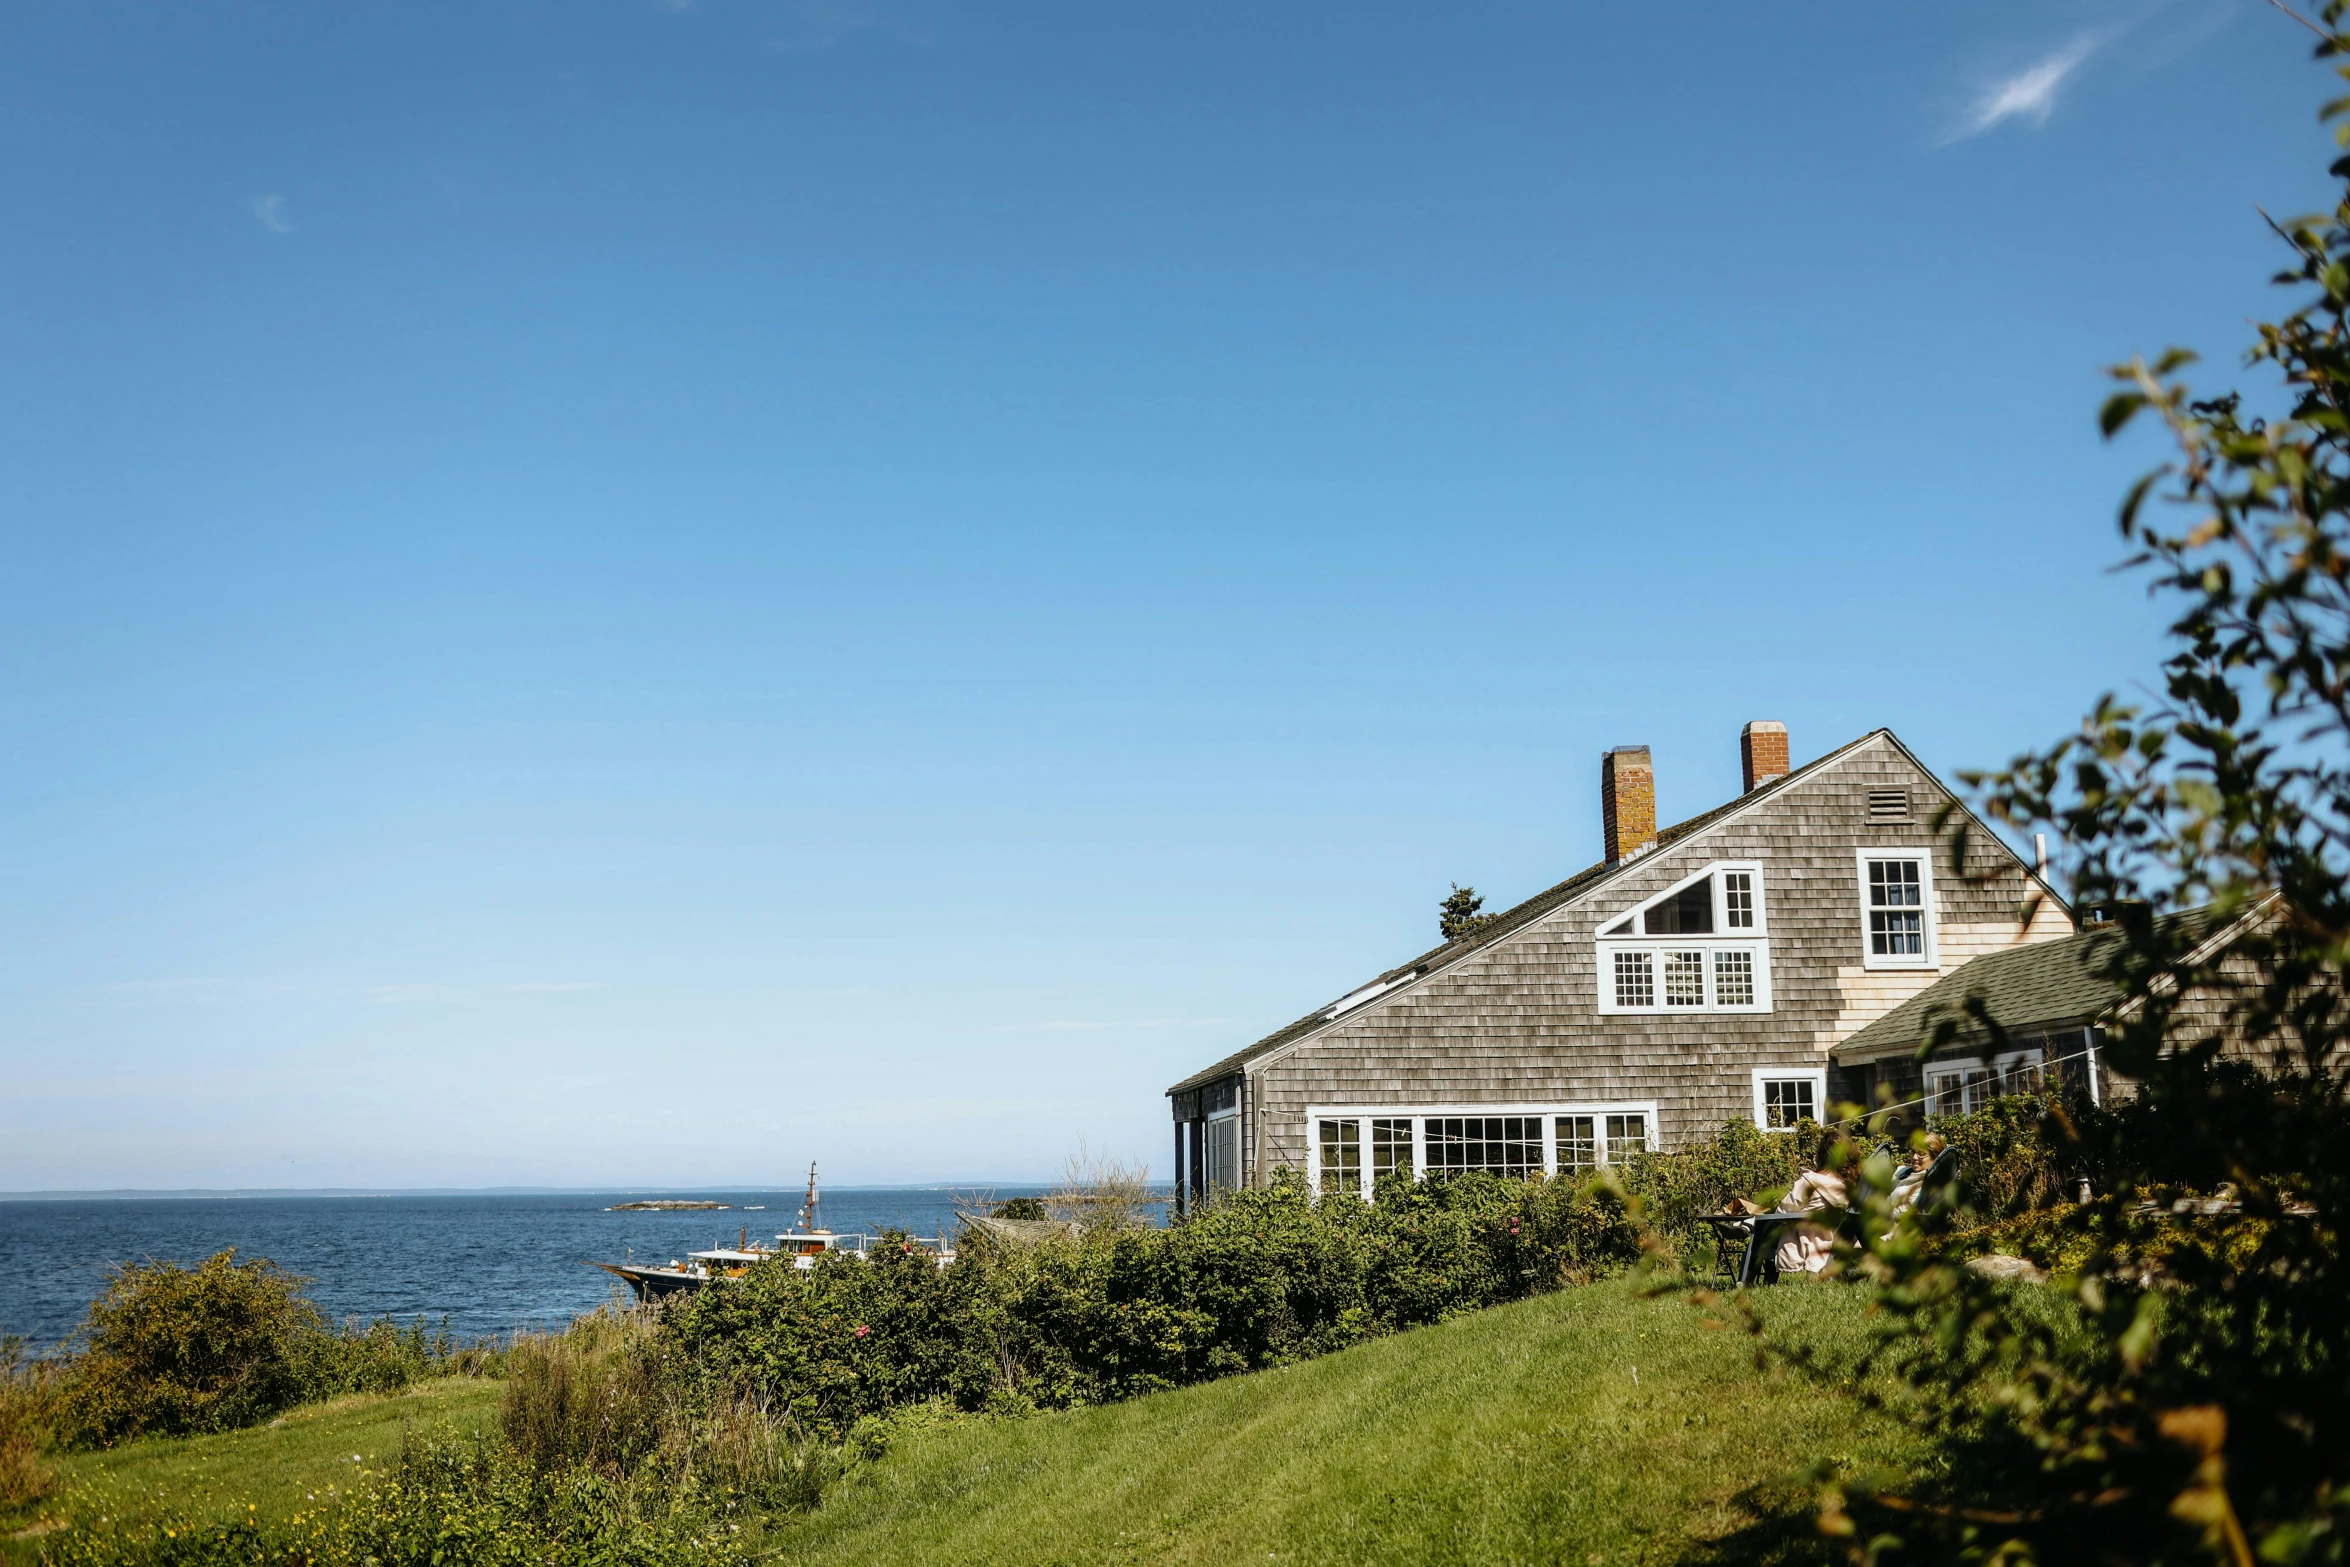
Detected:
left=1818, top=1041, right=2101, bottom=1133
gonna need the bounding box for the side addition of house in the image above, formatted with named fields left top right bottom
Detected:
left=1166, top=723, right=2076, bottom=1202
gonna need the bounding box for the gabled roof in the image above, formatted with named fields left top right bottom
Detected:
left=1170, top=727, right=1948, bottom=1097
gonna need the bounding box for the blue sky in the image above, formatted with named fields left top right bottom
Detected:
left=0, top=0, right=2328, bottom=1189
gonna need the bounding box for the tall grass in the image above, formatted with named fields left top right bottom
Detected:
left=0, top=1335, right=58, bottom=1512
left=499, top=1310, right=664, bottom=1477
left=499, top=1309, right=833, bottom=1516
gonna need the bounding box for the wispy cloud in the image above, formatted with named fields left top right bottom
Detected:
left=1946, top=33, right=2110, bottom=144
left=249, top=194, right=292, bottom=233
left=768, top=0, right=928, bottom=54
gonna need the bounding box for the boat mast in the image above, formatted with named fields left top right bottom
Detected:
left=798, top=1160, right=819, bottom=1233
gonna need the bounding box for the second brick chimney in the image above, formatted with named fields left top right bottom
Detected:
left=1741, top=721, right=1790, bottom=793
left=1601, top=746, right=1656, bottom=865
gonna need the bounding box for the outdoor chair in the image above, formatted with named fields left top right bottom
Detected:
left=1699, top=1210, right=1814, bottom=1288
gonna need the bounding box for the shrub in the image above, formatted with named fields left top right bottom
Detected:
left=294, top=1315, right=485, bottom=1399
left=1618, top=1118, right=1808, bottom=1263
left=663, top=1231, right=985, bottom=1437
left=37, top=1426, right=742, bottom=1567
left=661, top=1175, right=1641, bottom=1433
left=50, top=1250, right=324, bottom=1446
left=1922, top=1089, right=2093, bottom=1221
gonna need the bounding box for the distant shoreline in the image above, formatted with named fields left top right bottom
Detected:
left=0, top=1183, right=1098, bottom=1203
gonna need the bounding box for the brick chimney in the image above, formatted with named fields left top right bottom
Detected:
left=1741, top=720, right=1789, bottom=794
left=1601, top=746, right=1656, bottom=865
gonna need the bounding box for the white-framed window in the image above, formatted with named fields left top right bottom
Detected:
left=1604, top=1111, right=1648, bottom=1158
left=1305, top=1102, right=1658, bottom=1199
left=1555, top=1114, right=1598, bottom=1172
left=1857, top=849, right=1938, bottom=970
left=1751, top=1067, right=1828, bottom=1131
left=1923, top=1048, right=2045, bottom=1116
left=1596, top=861, right=1772, bottom=1015
left=1317, top=1118, right=1361, bottom=1196
left=1424, top=1116, right=1545, bottom=1178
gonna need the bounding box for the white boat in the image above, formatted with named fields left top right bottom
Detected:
left=590, top=1163, right=952, bottom=1302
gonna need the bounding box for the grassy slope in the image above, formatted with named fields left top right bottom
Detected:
left=1, top=1378, right=500, bottom=1563
left=2, top=1281, right=1918, bottom=1566
left=780, top=1277, right=1922, bottom=1567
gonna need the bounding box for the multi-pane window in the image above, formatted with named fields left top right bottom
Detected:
left=1663, top=951, right=1706, bottom=1007
left=1760, top=1077, right=1815, bottom=1129
left=1604, top=1113, right=1648, bottom=1157
left=1555, top=1115, right=1597, bottom=1172
left=1317, top=1119, right=1361, bottom=1196
left=1722, top=871, right=1755, bottom=928
left=1995, top=1051, right=2046, bottom=1097
left=1713, top=949, right=1755, bottom=1006
left=1925, top=1062, right=1991, bottom=1116
left=1424, top=1116, right=1543, bottom=1178
left=1866, top=858, right=1927, bottom=959
left=1204, top=1114, right=1239, bottom=1192
left=1613, top=950, right=1655, bottom=1007
left=1311, top=1108, right=1657, bottom=1195
left=1927, top=1050, right=2047, bottom=1115
left=1597, top=863, right=1768, bottom=1012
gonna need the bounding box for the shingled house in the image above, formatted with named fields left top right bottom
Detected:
left=1166, top=724, right=2077, bottom=1202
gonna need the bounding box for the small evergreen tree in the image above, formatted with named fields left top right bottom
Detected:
left=1439, top=883, right=1498, bottom=941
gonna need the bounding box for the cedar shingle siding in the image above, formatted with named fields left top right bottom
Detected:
left=1169, top=729, right=2076, bottom=1188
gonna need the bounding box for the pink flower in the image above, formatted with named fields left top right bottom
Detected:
left=854, top=1324, right=870, bottom=1338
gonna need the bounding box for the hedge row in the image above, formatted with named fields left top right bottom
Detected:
left=661, top=1167, right=1641, bottom=1435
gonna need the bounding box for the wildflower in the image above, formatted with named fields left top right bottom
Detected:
left=854, top=1324, right=870, bottom=1338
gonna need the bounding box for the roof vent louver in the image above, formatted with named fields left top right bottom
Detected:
left=1867, top=787, right=1911, bottom=821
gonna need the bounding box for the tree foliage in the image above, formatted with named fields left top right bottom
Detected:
left=1795, top=22, right=2350, bottom=1562
left=1439, top=882, right=1498, bottom=941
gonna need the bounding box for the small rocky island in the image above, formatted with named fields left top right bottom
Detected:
left=607, top=1199, right=731, bottom=1211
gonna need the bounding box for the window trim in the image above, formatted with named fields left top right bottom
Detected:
left=1600, top=860, right=1769, bottom=938
left=1203, top=1104, right=1241, bottom=1193
left=1856, top=848, right=1939, bottom=971
left=1304, top=1101, right=1660, bottom=1200
left=1923, top=1047, right=2047, bottom=1116
left=1749, top=1067, right=1828, bottom=1131
left=1596, top=860, right=1773, bottom=1015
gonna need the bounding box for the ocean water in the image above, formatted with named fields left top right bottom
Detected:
left=0, top=1187, right=1099, bottom=1349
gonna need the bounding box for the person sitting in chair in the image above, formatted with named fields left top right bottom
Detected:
left=1772, top=1158, right=1849, bottom=1277
left=1887, top=1133, right=1949, bottom=1223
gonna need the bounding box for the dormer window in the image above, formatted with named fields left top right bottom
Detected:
left=1596, top=862, right=1772, bottom=1015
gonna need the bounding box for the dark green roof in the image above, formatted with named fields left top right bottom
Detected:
left=1169, top=730, right=1890, bottom=1097
left=1831, top=930, right=2120, bottom=1065
left=1833, top=906, right=2229, bottom=1065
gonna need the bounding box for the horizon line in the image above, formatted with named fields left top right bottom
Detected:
left=0, top=1181, right=1162, bottom=1202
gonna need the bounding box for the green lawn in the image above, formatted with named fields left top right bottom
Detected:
left=3, top=1281, right=1920, bottom=1566
left=773, top=1277, right=1923, bottom=1567
left=1, top=1377, right=501, bottom=1563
